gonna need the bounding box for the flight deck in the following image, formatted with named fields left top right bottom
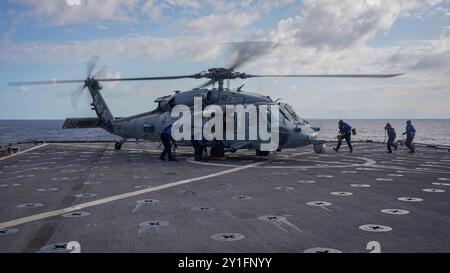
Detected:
left=1, top=141, right=450, bottom=253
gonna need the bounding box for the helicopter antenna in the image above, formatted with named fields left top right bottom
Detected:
left=236, top=84, right=245, bottom=92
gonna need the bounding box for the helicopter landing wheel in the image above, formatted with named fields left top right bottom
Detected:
left=256, top=150, right=270, bottom=156
left=115, top=138, right=127, bottom=150
left=114, top=142, right=122, bottom=150
left=313, top=143, right=326, bottom=154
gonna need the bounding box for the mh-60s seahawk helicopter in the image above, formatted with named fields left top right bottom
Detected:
left=9, top=47, right=402, bottom=156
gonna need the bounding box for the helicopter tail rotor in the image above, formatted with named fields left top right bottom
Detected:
left=7, top=56, right=104, bottom=110
left=70, top=84, right=86, bottom=110
left=86, top=56, right=100, bottom=78
left=70, top=56, right=100, bottom=110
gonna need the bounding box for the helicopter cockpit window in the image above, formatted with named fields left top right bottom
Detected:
left=282, top=104, right=307, bottom=125
left=157, top=95, right=175, bottom=112
left=265, top=104, right=285, bottom=125
left=154, top=95, right=171, bottom=103
left=278, top=107, right=290, bottom=121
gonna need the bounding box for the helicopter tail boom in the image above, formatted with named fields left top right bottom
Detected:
left=62, top=117, right=101, bottom=129
left=85, top=79, right=115, bottom=131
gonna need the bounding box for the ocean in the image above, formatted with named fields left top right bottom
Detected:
left=0, top=119, right=449, bottom=146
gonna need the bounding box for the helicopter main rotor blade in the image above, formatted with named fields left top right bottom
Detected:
left=227, top=42, right=276, bottom=71
left=8, top=75, right=198, bottom=87
left=8, top=79, right=86, bottom=86
left=245, top=73, right=403, bottom=78
left=96, top=75, right=198, bottom=82
left=197, top=79, right=215, bottom=89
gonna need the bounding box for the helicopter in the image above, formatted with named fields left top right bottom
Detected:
left=8, top=50, right=402, bottom=156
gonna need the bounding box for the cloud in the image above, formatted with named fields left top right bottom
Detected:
left=185, top=12, right=259, bottom=33
left=95, top=24, right=108, bottom=30
left=270, top=0, right=444, bottom=50
left=412, top=50, right=450, bottom=70
left=9, top=0, right=139, bottom=26
left=225, top=0, right=450, bottom=119
left=7, top=0, right=297, bottom=27
left=2, top=0, right=450, bottom=121
left=233, top=0, right=449, bottom=77
left=141, top=0, right=202, bottom=21
left=142, top=0, right=165, bottom=20
left=411, top=27, right=450, bottom=71
left=2, top=0, right=448, bottom=75
left=0, top=34, right=228, bottom=64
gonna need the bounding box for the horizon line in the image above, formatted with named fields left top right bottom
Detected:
left=1, top=118, right=450, bottom=120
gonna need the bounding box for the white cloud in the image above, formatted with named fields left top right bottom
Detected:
left=185, top=12, right=259, bottom=33
left=0, top=34, right=228, bottom=63
left=2, top=0, right=450, bottom=118
left=238, top=0, right=449, bottom=77
left=270, top=0, right=444, bottom=50
left=95, top=24, right=108, bottom=30
left=10, top=0, right=139, bottom=26
left=3, top=0, right=448, bottom=75
left=141, top=0, right=211, bottom=21
left=411, top=27, right=450, bottom=70
left=8, top=0, right=297, bottom=26
left=142, top=0, right=169, bottom=21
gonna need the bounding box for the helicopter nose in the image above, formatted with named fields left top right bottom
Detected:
left=308, top=131, right=318, bottom=141
left=289, top=126, right=317, bottom=147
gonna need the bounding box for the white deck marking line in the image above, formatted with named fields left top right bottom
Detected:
left=186, top=156, right=376, bottom=169
left=0, top=161, right=266, bottom=229
left=373, top=164, right=450, bottom=174
left=0, top=144, right=48, bottom=161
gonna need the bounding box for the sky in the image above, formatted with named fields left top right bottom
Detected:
left=0, top=0, right=450, bottom=119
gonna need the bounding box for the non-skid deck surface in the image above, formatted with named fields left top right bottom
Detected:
left=0, top=142, right=449, bottom=253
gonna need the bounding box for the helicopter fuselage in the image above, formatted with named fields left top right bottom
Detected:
left=11, top=58, right=401, bottom=155
left=108, top=88, right=321, bottom=152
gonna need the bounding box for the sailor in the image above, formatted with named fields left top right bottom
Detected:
left=385, top=123, right=398, bottom=153
left=6, top=143, right=12, bottom=156
left=333, top=120, right=353, bottom=153
left=191, top=135, right=204, bottom=161
left=159, top=125, right=177, bottom=161
left=402, top=120, right=416, bottom=153
left=210, top=140, right=225, bottom=159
